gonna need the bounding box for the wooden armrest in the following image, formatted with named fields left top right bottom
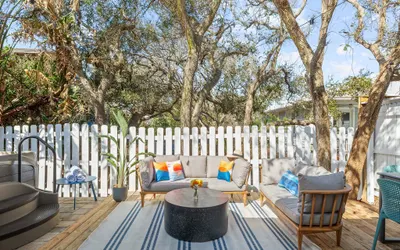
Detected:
left=300, top=185, right=352, bottom=195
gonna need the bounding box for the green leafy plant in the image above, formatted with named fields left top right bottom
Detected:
left=101, top=110, right=154, bottom=188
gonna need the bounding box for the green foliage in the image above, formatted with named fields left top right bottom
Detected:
left=0, top=0, right=382, bottom=129
left=1, top=52, right=86, bottom=125
left=149, top=115, right=180, bottom=128
left=327, top=70, right=372, bottom=99
left=102, top=110, right=154, bottom=188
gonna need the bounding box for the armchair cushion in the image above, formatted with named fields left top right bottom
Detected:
left=298, top=172, right=345, bottom=213
left=275, top=196, right=340, bottom=226
left=232, top=158, right=251, bottom=188
left=262, top=158, right=295, bottom=185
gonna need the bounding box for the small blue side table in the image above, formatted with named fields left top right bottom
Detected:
left=56, top=176, right=97, bottom=209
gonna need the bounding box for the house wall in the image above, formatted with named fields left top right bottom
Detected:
left=269, top=100, right=358, bottom=128
left=367, top=97, right=400, bottom=203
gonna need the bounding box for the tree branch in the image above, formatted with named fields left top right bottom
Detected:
left=312, top=0, right=338, bottom=67
left=177, top=0, right=198, bottom=52
left=294, top=0, right=307, bottom=18
left=346, top=0, right=386, bottom=64
left=198, top=0, right=222, bottom=36
left=273, top=0, right=314, bottom=66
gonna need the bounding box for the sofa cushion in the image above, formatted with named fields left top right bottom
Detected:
left=298, top=172, right=345, bottom=213
left=179, top=156, right=207, bottom=178
left=139, top=156, right=154, bottom=188
left=143, top=178, right=213, bottom=192
left=262, top=158, right=295, bottom=185
left=144, top=178, right=190, bottom=192
left=260, top=184, right=293, bottom=204
left=207, top=156, right=229, bottom=178
left=232, top=158, right=251, bottom=188
left=208, top=179, right=246, bottom=192
left=154, top=155, right=180, bottom=163
left=296, top=165, right=331, bottom=176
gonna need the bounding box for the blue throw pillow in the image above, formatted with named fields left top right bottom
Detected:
left=278, top=170, right=299, bottom=196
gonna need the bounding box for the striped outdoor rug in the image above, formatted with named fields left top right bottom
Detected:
left=79, top=200, right=320, bottom=250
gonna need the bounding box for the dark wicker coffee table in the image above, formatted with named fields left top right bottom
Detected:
left=164, top=188, right=229, bottom=242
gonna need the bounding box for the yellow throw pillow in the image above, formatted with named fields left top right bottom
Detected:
left=217, top=160, right=234, bottom=182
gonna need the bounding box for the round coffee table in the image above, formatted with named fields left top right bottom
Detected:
left=164, top=188, right=229, bottom=242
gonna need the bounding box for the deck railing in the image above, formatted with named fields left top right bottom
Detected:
left=0, top=124, right=354, bottom=197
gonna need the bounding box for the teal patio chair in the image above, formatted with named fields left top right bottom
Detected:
left=372, top=178, right=400, bottom=250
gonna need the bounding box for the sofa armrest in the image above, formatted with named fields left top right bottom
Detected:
left=243, top=165, right=252, bottom=189
left=135, top=165, right=144, bottom=191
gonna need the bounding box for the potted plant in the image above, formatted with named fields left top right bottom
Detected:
left=102, top=110, right=153, bottom=202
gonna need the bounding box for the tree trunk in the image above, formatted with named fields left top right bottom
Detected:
left=94, top=99, right=107, bottom=125
left=345, top=61, right=398, bottom=199
left=244, top=83, right=257, bottom=126
left=273, top=0, right=336, bottom=171
left=180, top=50, right=199, bottom=128
left=309, top=67, right=331, bottom=170
left=128, top=113, right=142, bottom=127
left=192, top=69, right=222, bottom=127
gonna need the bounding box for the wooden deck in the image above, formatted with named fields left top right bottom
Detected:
left=20, top=192, right=400, bottom=250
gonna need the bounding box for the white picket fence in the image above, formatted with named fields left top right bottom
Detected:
left=0, top=124, right=354, bottom=197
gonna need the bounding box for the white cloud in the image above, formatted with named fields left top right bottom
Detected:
left=279, top=51, right=301, bottom=65
left=336, top=45, right=352, bottom=56
left=336, top=46, right=346, bottom=55
left=327, top=60, right=361, bottom=79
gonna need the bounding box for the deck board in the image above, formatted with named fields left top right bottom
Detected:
left=16, top=192, right=400, bottom=250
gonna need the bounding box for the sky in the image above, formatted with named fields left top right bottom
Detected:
left=276, top=0, right=379, bottom=82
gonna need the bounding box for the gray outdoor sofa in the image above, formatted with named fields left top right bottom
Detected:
left=259, top=158, right=352, bottom=250
left=137, top=155, right=252, bottom=207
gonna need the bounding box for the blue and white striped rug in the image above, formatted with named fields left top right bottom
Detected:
left=79, top=200, right=319, bottom=250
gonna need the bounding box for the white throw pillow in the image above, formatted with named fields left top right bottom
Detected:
left=166, top=160, right=185, bottom=181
